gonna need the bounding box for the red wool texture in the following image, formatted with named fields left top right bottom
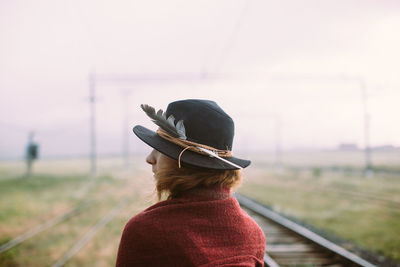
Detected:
left=116, top=190, right=266, bottom=267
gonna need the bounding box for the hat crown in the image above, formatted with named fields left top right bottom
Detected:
left=165, top=99, right=234, bottom=150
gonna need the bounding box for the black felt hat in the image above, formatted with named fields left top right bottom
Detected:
left=132, top=99, right=250, bottom=170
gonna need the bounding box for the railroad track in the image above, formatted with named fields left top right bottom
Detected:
left=52, top=196, right=130, bottom=267
left=235, top=193, right=377, bottom=267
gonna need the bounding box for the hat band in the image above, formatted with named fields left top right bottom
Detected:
left=156, top=129, right=233, bottom=167
left=157, top=129, right=232, bottom=157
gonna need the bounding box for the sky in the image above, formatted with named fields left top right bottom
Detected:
left=0, top=0, right=399, bottom=159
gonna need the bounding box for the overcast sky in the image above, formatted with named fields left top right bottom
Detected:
left=1, top=0, right=399, bottom=159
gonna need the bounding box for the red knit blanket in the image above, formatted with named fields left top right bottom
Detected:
left=116, top=192, right=266, bottom=266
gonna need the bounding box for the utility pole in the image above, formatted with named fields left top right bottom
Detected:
left=121, top=89, right=131, bottom=169
left=89, top=72, right=97, bottom=176
left=360, top=79, right=373, bottom=178
left=274, top=115, right=282, bottom=170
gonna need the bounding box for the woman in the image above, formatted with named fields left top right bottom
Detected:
left=116, top=99, right=266, bottom=266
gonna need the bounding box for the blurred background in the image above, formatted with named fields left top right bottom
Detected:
left=0, top=0, right=399, bottom=266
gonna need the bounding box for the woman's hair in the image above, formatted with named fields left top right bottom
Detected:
left=154, top=156, right=242, bottom=200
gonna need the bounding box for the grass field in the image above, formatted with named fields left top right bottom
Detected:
left=0, top=157, right=156, bottom=266
left=239, top=150, right=400, bottom=263
left=0, top=151, right=399, bottom=265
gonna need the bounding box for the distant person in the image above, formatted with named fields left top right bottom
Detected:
left=116, top=99, right=266, bottom=266
left=25, top=131, right=39, bottom=177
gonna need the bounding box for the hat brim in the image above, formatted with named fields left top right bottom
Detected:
left=133, top=125, right=250, bottom=170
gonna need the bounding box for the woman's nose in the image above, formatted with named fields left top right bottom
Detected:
left=146, top=150, right=156, bottom=165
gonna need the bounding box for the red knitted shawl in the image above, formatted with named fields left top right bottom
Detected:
left=116, top=188, right=266, bottom=267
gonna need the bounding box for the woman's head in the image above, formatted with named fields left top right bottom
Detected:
left=146, top=149, right=242, bottom=200
left=135, top=99, right=248, bottom=199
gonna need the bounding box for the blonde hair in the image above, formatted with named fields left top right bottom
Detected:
left=154, top=156, right=242, bottom=200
